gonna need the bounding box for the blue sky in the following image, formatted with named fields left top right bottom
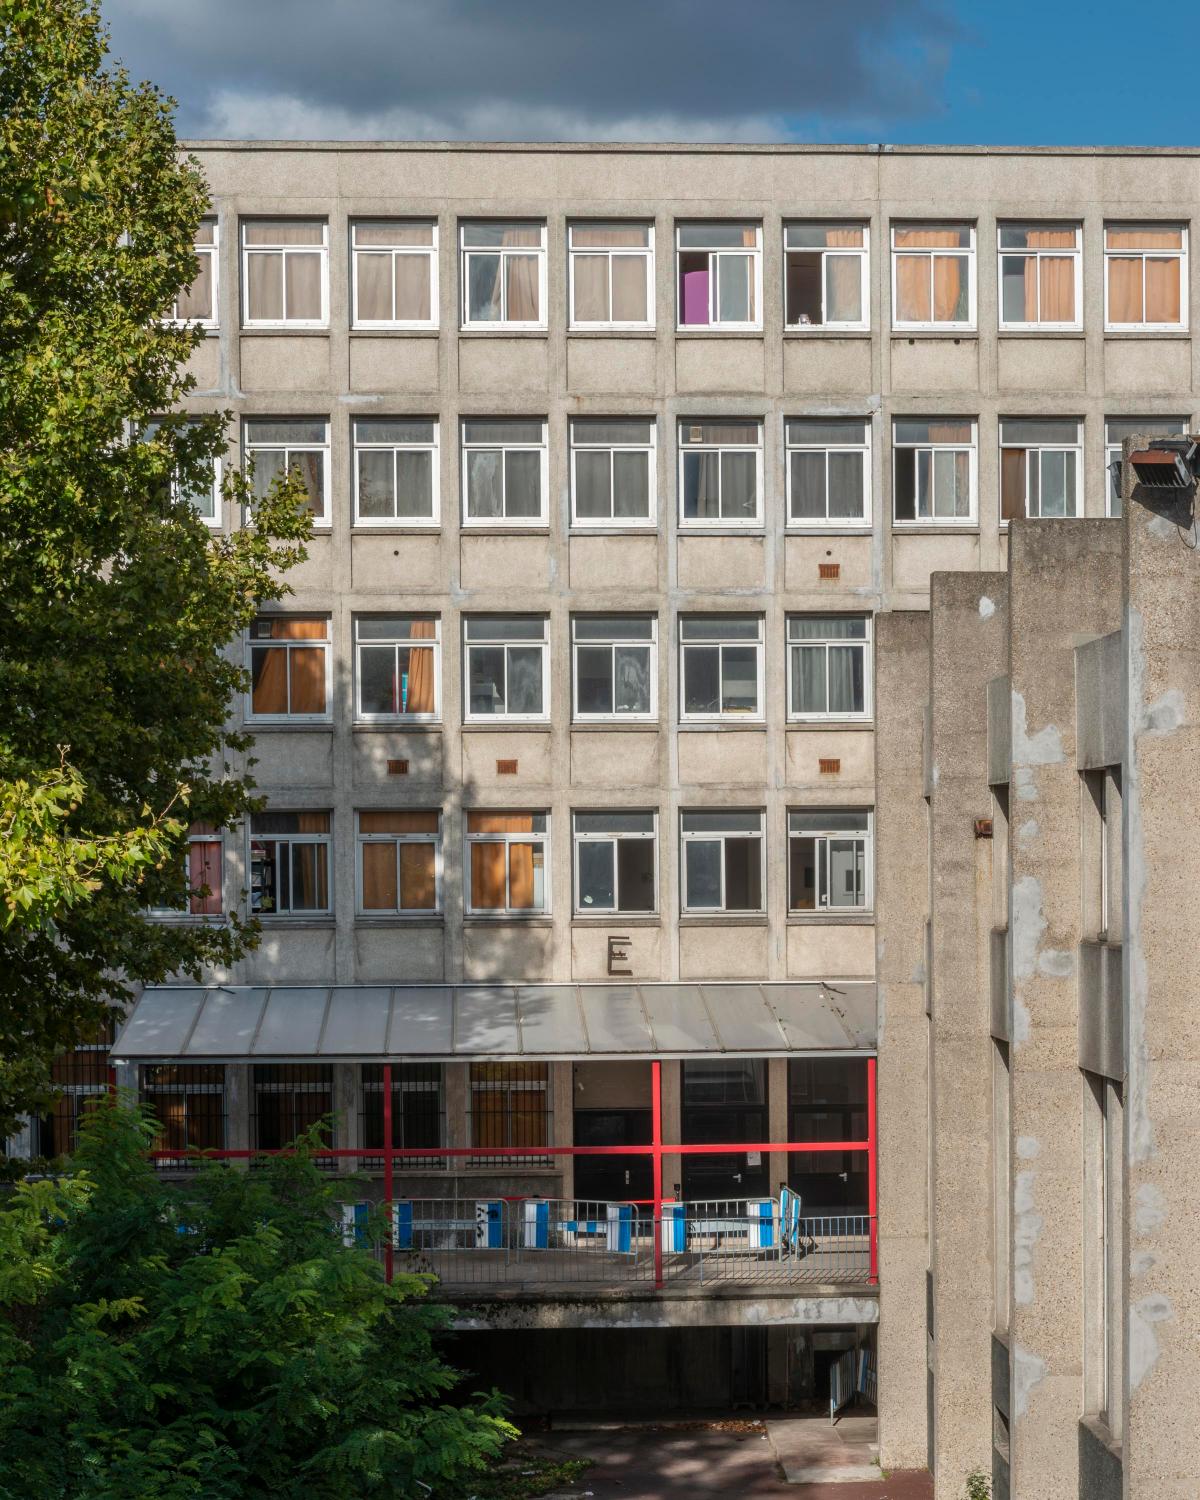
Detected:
left=101, top=0, right=1196, bottom=147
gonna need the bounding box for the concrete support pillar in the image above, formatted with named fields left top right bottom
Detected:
left=225, top=1064, right=249, bottom=1168
left=551, top=1061, right=574, bottom=1203
left=333, top=1062, right=358, bottom=1174
left=767, top=1057, right=788, bottom=1200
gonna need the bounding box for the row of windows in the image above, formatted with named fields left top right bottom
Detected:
left=179, top=413, right=1181, bottom=529
left=246, top=613, right=872, bottom=725
left=180, top=218, right=1191, bottom=335
left=169, top=808, right=874, bottom=920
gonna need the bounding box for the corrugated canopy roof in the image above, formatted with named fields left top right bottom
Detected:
left=112, top=982, right=876, bottom=1063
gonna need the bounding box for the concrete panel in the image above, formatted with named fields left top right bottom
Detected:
left=674, top=338, right=765, bottom=393
left=569, top=534, right=660, bottom=591
left=786, top=922, right=875, bottom=978
left=784, top=730, right=874, bottom=789
left=458, top=337, right=549, bottom=394
left=250, top=732, right=334, bottom=787
left=353, top=924, right=445, bottom=982
left=570, top=730, right=660, bottom=787
left=783, top=338, right=872, bottom=394
left=280, top=535, right=335, bottom=593
left=571, top=924, right=664, bottom=981
left=996, top=338, right=1085, bottom=394
left=677, top=729, right=767, bottom=785
left=450, top=1292, right=880, bottom=1331
left=1075, top=630, right=1125, bottom=770
left=241, top=925, right=336, bottom=983
left=185, top=338, right=222, bottom=393
left=891, top=533, right=980, bottom=594
left=460, top=534, right=552, bottom=591
left=566, top=337, right=656, bottom=394
left=679, top=924, right=769, bottom=979
left=461, top=730, right=553, bottom=788
left=1077, top=941, right=1123, bottom=1081
left=463, top=923, right=554, bottom=980
left=987, top=675, right=1011, bottom=787
left=677, top=535, right=765, bottom=591
left=1103, top=338, right=1191, bottom=394
left=351, top=730, right=444, bottom=787
left=239, top=335, right=332, bottom=392
left=784, top=535, right=875, bottom=591
left=888, top=337, right=979, bottom=393
left=348, top=336, right=439, bottom=393
left=351, top=533, right=445, bottom=591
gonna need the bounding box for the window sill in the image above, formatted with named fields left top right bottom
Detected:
left=678, top=528, right=766, bottom=537
left=786, top=720, right=874, bottom=733
left=890, top=524, right=980, bottom=536
left=458, top=327, right=548, bottom=339
left=678, top=721, right=766, bottom=732
left=351, top=525, right=442, bottom=535
left=460, top=525, right=550, bottom=536
left=1103, top=329, right=1189, bottom=339
left=675, top=328, right=764, bottom=338
left=567, top=328, right=656, bottom=339
left=245, top=721, right=335, bottom=733
left=463, top=915, right=554, bottom=927
left=890, top=329, right=978, bottom=340
left=256, top=917, right=336, bottom=929
left=787, top=912, right=875, bottom=926
left=461, top=721, right=551, bottom=733
left=782, top=328, right=871, bottom=339
left=349, top=327, right=440, bottom=338
left=354, top=916, right=445, bottom=928
left=678, top=914, right=768, bottom=927
left=240, top=326, right=330, bottom=337
left=571, top=721, right=660, bottom=732
left=571, top=915, right=661, bottom=927
left=784, top=525, right=872, bottom=536
left=145, top=914, right=228, bottom=927
left=352, top=722, right=443, bottom=734
left=569, top=525, right=658, bottom=536
left=997, top=328, right=1084, bottom=339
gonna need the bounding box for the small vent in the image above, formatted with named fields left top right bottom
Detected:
left=496, top=758, right=518, bottom=776
left=819, top=757, right=841, bottom=775
left=818, top=562, right=841, bottom=580
left=386, top=759, right=409, bottom=776
left=974, top=817, right=994, bottom=839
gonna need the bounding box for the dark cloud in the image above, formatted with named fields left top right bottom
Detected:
left=101, top=0, right=960, bottom=141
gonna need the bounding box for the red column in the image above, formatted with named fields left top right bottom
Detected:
left=651, top=1058, right=663, bottom=1290
left=382, top=1062, right=394, bottom=1284
left=867, top=1054, right=878, bottom=1285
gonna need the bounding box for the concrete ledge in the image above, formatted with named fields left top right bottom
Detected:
left=448, top=1290, right=879, bottom=1331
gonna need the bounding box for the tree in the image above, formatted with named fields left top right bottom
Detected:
left=0, top=1099, right=517, bottom=1498
left=0, top=0, right=311, bottom=1134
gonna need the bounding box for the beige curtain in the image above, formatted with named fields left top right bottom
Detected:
left=895, top=256, right=930, bottom=321
left=825, top=227, right=864, bottom=247
left=1025, top=229, right=1076, bottom=249
left=285, top=253, right=322, bottom=319
left=572, top=254, right=608, bottom=320
left=505, top=254, right=540, bottom=321
left=1000, top=448, right=1027, bottom=521
left=1146, top=258, right=1181, bottom=323
left=1108, top=259, right=1143, bottom=322
left=394, top=255, right=431, bottom=321
left=572, top=226, right=647, bottom=248
left=1107, top=228, right=1182, bottom=250
left=826, top=255, right=862, bottom=321
left=247, top=253, right=283, bottom=321
left=1039, top=256, right=1075, bottom=322
left=245, top=222, right=324, bottom=246
left=355, top=253, right=392, bottom=320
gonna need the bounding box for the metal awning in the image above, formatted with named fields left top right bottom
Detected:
left=112, top=982, right=876, bottom=1063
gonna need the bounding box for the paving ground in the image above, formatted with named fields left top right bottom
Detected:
left=524, top=1423, right=934, bottom=1499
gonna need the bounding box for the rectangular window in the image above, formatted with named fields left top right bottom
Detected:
left=788, top=810, right=872, bottom=911
left=461, top=221, right=546, bottom=328
left=352, top=418, right=437, bottom=525
left=572, top=615, right=656, bottom=721
left=470, top=1062, right=550, bottom=1165
left=787, top=615, right=871, bottom=720
left=141, top=1064, right=226, bottom=1166
left=569, top=222, right=653, bottom=328
left=784, top=223, right=868, bottom=329
left=679, top=419, right=762, bottom=527
left=351, top=220, right=437, bottom=328
left=680, top=809, right=764, bottom=913
left=242, top=220, right=328, bottom=327
left=570, top=417, right=655, bottom=526
left=356, top=811, right=440, bottom=914
left=247, top=616, right=330, bottom=721
left=998, top=223, right=1081, bottom=329
left=33, top=1026, right=114, bottom=1158
left=186, top=823, right=223, bottom=916
left=786, top=417, right=871, bottom=526
left=573, top=811, right=657, bottom=914
left=360, top=1064, right=443, bottom=1167
left=1105, top=416, right=1186, bottom=517
left=145, top=416, right=222, bottom=525
left=244, top=418, right=329, bottom=525
left=893, top=419, right=976, bottom=524
left=465, top=812, right=549, bottom=915
left=171, top=218, right=218, bottom=326
left=999, top=419, right=1082, bottom=522
left=1104, top=224, right=1187, bottom=331
left=250, top=811, right=331, bottom=916
left=354, top=615, right=439, bottom=721
left=676, top=222, right=762, bottom=329
left=251, top=1065, right=334, bottom=1160
left=891, top=224, right=975, bottom=329
left=679, top=615, right=763, bottom=722
left=461, top=418, right=547, bottom=525
left=464, top=615, right=549, bottom=721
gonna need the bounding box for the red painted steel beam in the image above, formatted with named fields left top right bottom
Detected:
left=147, top=1140, right=870, bottom=1160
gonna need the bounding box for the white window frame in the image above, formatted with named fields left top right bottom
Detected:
left=890, top=223, right=976, bottom=332
left=1104, top=224, right=1188, bottom=333
left=354, top=812, right=443, bottom=916
left=892, top=419, right=978, bottom=526
left=571, top=615, right=658, bottom=723
left=240, top=220, right=329, bottom=329
left=787, top=809, right=874, bottom=913
left=169, top=218, right=219, bottom=327
left=678, top=615, right=764, bottom=724
left=677, top=419, right=763, bottom=529
left=999, top=419, right=1084, bottom=525
left=352, top=418, right=439, bottom=527
left=996, top=223, right=1082, bottom=332
left=353, top=615, right=441, bottom=724
left=463, top=616, right=550, bottom=724
left=243, top=418, right=331, bottom=528
left=679, top=809, right=765, bottom=914
left=350, top=220, right=438, bottom=330
left=676, top=223, right=763, bottom=331
left=245, top=617, right=332, bottom=724
left=461, top=418, right=548, bottom=527
left=464, top=813, right=551, bottom=917
left=249, top=814, right=333, bottom=917
left=786, top=615, right=873, bottom=722
left=785, top=417, right=872, bottom=529
left=572, top=811, right=658, bottom=916
left=568, top=222, right=654, bottom=331
left=1104, top=416, right=1187, bottom=517
left=569, top=417, right=657, bottom=529
left=460, top=221, right=547, bottom=330
left=783, top=222, right=869, bottom=332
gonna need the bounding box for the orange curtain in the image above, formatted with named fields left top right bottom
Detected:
left=288, top=647, right=325, bottom=713
left=296, top=812, right=329, bottom=833
left=894, top=229, right=964, bottom=248
left=1146, top=258, right=1181, bottom=323
left=361, top=842, right=397, bottom=909
left=825, top=227, right=864, bottom=247
left=895, top=257, right=930, bottom=321
left=1000, top=448, right=1027, bottom=521
left=468, top=812, right=536, bottom=834
left=1108, top=259, right=1143, bottom=322
left=932, top=257, right=964, bottom=321
left=400, top=844, right=436, bottom=909
left=252, top=649, right=288, bottom=715
left=405, top=620, right=436, bottom=713
left=360, top=811, right=438, bottom=834
left=1024, top=229, right=1077, bottom=249
left=1107, top=228, right=1182, bottom=250
left=471, top=842, right=507, bottom=909
left=508, top=843, right=535, bottom=909
left=1039, top=257, right=1074, bottom=322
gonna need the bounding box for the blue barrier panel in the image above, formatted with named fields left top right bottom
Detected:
left=393, top=1200, right=413, bottom=1250
left=524, top=1199, right=550, bottom=1248
left=749, top=1198, right=774, bottom=1248
left=476, top=1199, right=503, bottom=1248
left=660, top=1201, right=685, bottom=1253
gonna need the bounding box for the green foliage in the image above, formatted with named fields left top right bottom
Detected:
left=0, top=0, right=312, bottom=1132
left=964, top=1467, right=991, bottom=1500
left=0, top=1098, right=517, bottom=1498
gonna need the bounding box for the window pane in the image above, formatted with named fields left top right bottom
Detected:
left=247, top=253, right=283, bottom=321
left=357, top=449, right=394, bottom=518
left=786, top=251, right=822, bottom=324
left=576, top=645, right=614, bottom=714
left=682, top=811, right=762, bottom=833
left=613, top=645, right=651, bottom=715
left=355, top=221, right=434, bottom=248
left=1108, top=258, right=1142, bottom=323
left=612, top=450, right=650, bottom=518
left=467, top=615, right=546, bottom=640
left=468, top=253, right=502, bottom=321
left=578, top=840, right=615, bottom=909
left=361, top=842, right=398, bottom=910
left=251, top=646, right=288, bottom=715
left=291, top=452, right=325, bottom=516
left=289, top=647, right=326, bottom=714
left=506, top=646, right=544, bottom=714
left=464, top=222, right=542, bottom=247
left=828, top=452, right=865, bottom=520
left=577, top=812, right=654, bottom=834
left=574, top=616, right=653, bottom=641
left=356, top=252, right=392, bottom=320
left=1001, top=255, right=1031, bottom=323
left=611, top=255, right=648, bottom=322
left=244, top=221, right=324, bottom=247
left=177, top=257, right=213, bottom=321
left=894, top=254, right=930, bottom=322
left=790, top=837, right=817, bottom=910
left=1040, top=256, right=1075, bottom=323
left=399, top=843, right=437, bottom=910
left=574, top=450, right=612, bottom=518
left=683, top=451, right=720, bottom=520
left=395, top=255, right=431, bottom=321
left=685, top=841, right=722, bottom=908
left=574, top=419, right=653, bottom=445
left=788, top=418, right=868, bottom=446
left=680, top=615, right=760, bottom=641
left=505, top=255, right=540, bottom=321
left=720, top=451, right=757, bottom=519
left=721, top=646, right=758, bottom=713
left=788, top=616, right=867, bottom=640
left=572, top=224, right=650, bottom=248
left=359, top=645, right=398, bottom=714
left=790, top=451, right=826, bottom=520
left=285, top=252, right=323, bottom=319
left=471, top=843, right=507, bottom=909
left=466, top=450, right=502, bottom=519
left=791, top=644, right=826, bottom=714
left=573, top=254, right=609, bottom=322
left=683, top=646, right=720, bottom=715
left=1145, top=257, right=1181, bottom=323
left=468, top=645, right=506, bottom=714
left=617, top=838, right=655, bottom=912
left=1001, top=419, right=1079, bottom=445
left=827, top=644, right=865, bottom=714
left=291, top=843, right=329, bottom=911
left=678, top=224, right=757, bottom=249
left=828, top=839, right=864, bottom=907
left=724, top=838, right=761, bottom=910
left=1039, top=450, right=1070, bottom=517
left=394, top=450, right=433, bottom=518
left=717, top=254, right=752, bottom=321
left=826, top=255, right=862, bottom=322
left=505, top=450, right=542, bottom=517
